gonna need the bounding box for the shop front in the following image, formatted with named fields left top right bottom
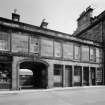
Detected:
left=0, top=55, right=12, bottom=89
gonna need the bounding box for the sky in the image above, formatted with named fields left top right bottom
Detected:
left=0, top=0, right=105, bottom=34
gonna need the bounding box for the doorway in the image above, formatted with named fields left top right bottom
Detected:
left=65, top=65, right=72, bottom=87
left=19, top=61, right=48, bottom=89
left=90, top=67, right=96, bottom=85
left=83, top=67, right=89, bottom=86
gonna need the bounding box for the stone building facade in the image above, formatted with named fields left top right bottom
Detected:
left=0, top=8, right=104, bottom=90
left=73, top=6, right=105, bottom=84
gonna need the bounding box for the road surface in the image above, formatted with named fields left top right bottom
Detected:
left=0, top=86, right=105, bottom=105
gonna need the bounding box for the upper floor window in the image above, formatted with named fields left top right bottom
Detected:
left=90, top=47, right=95, bottom=62
left=96, top=48, right=102, bottom=63
left=63, top=43, right=73, bottom=60
left=74, top=44, right=80, bottom=60
left=81, top=46, right=89, bottom=62
left=54, top=41, right=62, bottom=58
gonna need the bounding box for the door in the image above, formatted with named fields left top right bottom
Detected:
left=90, top=67, right=96, bottom=85
left=65, top=66, right=72, bottom=87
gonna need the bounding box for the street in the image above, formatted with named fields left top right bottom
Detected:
left=0, top=86, right=105, bottom=105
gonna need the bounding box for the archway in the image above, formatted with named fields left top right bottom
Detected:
left=19, top=60, right=48, bottom=89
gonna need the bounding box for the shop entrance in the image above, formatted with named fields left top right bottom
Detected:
left=65, top=65, right=72, bottom=87
left=19, top=61, right=48, bottom=89
left=83, top=67, right=89, bottom=86
left=90, top=67, right=96, bottom=85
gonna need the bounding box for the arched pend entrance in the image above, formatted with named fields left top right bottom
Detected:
left=19, top=60, right=48, bottom=89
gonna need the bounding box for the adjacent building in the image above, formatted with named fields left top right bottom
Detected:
left=0, top=7, right=104, bottom=90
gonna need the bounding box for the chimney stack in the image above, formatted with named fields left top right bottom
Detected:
left=77, top=6, right=93, bottom=31
left=40, top=19, right=48, bottom=28
left=12, top=9, right=20, bottom=22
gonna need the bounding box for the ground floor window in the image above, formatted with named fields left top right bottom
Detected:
left=53, top=64, right=63, bottom=87
left=96, top=67, right=103, bottom=85
left=74, top=66, right=82, bottom=86
left=0, top=63, right=12, bottom=89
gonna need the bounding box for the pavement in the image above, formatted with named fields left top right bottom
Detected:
left=0, top=86, right=105, bottom=105
left=0, top=85, right=104, bottom=95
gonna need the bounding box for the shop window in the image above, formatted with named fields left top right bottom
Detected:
left=74, top=66, right=82, bottom=86
left=74, top=45, right=80, bottom=60
left=53, top=64, right=63, bottom=87
left=0, top=63, right=12, bottom=89
left=96, top=68, right=103, bottom=85
left=54, top=64, right=63, bottom=75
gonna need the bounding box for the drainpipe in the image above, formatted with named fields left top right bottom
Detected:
left=101, top=20, right=105, bottom=85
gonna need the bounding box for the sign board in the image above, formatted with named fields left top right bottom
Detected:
left=54, top=42, right=62, bottom=58
left=12, top=33, right=28, bottom=53
left=63, top=43, right=73, bottom=59
left=29, top=36, right=39, bottom=54
left=0, top=32, right=10, bottom=51
left=41, top=38, right=53, bottom=57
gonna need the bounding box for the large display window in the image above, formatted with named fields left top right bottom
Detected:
left=96, top=67, right=103, bottom=85
left=74, top=66, right=82, bottom=86
left=53, top=64, right=63, bottom=87
left=0, top=63, right=12, bottom=89
left=90, top=47, right=95, bottom=62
